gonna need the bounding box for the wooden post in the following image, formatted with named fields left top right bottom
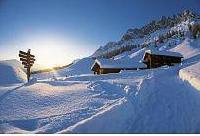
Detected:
left=27, top=49, right=31, bottom=81
left=27, top=66, right=30, bottom=81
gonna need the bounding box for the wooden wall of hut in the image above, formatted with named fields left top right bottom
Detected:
left=99, top=68, right=121, bottom=74
left=144, top=53, right=182, bottom=68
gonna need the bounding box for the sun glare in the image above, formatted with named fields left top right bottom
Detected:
left=21, top=34, right=90, bottom=69
left=37, top=45, right=67, bottom=68
left=26, top=37, right=70, bottom=68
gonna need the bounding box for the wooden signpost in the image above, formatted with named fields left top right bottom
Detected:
left=19, top=49, right=35, bottom=81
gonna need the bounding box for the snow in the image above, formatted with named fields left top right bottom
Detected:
left=60, top=98, right=134, bottom=134
left=60, top=66, right=200, bottom=133
left=1, top=62, right=200, bottom=133
left=92, top=58, right=146, bottom=69
left=0, top=79, right=124, bottom=133
left=170, top=38, right=200, bottom=59
left=179, top=62, right=200, bottom=91
left=0, top=60, right=26, bottom=85
left=145, top=48, right=183, bottom=57
left=33, top=57, right=94, bottom=79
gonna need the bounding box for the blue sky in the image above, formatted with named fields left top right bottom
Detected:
left=0, top=0, right=199, bottom=67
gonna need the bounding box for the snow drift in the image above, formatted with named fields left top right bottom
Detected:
left=0, top=60, right=26, bottom=85
left=179, top=62, right=200, bottom=91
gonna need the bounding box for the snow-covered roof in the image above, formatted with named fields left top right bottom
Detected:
left=91, top=58, right=146, bottom=70
left=145, top=49, right=183, bottom=58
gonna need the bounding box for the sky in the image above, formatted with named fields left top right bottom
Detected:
left=0, top=0, right=199, bottom=68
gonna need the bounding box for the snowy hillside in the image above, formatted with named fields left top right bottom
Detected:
left=92, top=10, right=200, bottom=59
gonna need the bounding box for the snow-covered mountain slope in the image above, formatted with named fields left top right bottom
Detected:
left=91, top=10, right=200, bottom=58
left=0, top=60, right=26, bottom=85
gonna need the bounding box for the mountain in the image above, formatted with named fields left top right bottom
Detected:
left=92, top=10, right=200, bottom=58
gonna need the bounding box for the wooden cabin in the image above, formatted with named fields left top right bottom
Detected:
left=142, top=49, right=183, bottom=69
left=91, top=58, right=146, bottom=74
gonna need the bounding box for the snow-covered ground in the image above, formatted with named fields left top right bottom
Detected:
left=0, top=79, right=124, bottom=133
left=179, top=62, right=200, bottom=91
left=1, top=64, right=200, bottom=133
left=61, top=67, right=200, bottom=134
left=0, top=60, right=26, bottom=85
left=1, top=16, right=200, bottom=133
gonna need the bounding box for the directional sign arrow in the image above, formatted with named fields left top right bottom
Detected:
left=19, top=50, right=28, bottom=55
left=20, top=58, right=27, bottom=62
left=19, top=54, right=27, bottom=58
left=29, top=61, right=35, bottom=64
left=22, top=62, right=33, bottom=66
left=30, top=58, right=36, bottom=61
left=28, top=53, right=35, bottom=58
left=21, top=61, right=34, bottom=65
left=29, top=54, right=35, bottom=58
left=19, top=51, right=35, bottom=58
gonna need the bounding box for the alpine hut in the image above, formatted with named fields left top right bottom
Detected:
left=91, top=58, right=146, bottom=74
left=142, top=49, right=183, bottom=69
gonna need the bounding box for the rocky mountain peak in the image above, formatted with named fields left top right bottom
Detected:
left=92, top=10, right=200, bottom=58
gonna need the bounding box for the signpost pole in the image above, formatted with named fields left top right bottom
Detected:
left=27, top=49, right=31, bottom=81
left=27, top=66, right=30, bottom=81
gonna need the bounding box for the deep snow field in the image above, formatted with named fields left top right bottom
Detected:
left=1, top=37, right=200, bottom=133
